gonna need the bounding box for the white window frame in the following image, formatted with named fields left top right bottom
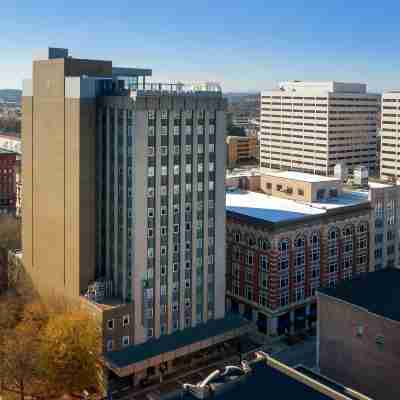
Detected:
left=122, top=336, right=130, bottom=347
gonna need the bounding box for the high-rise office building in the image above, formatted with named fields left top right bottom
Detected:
left=22, top=48, right=227, bottom=347
left=260, top=81, right=380, bottom=176
left=380, top=90, right=400, bottom=180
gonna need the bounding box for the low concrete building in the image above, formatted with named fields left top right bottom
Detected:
left=226, top=172, right=372, bottom=337
left=317, top=269, right=400, bottom=400
left=258, top=170, right=342, bottom=202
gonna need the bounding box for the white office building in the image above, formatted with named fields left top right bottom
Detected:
left=260, top=81, right=380, bottom=176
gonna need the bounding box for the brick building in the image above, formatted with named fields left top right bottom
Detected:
left=0, top=148, right=20, bottom=216
left=225, top=171, right=373, bottom=336
left=0, top=250, right=7, bottom=293
left=317, top=269, right=400, bottom=400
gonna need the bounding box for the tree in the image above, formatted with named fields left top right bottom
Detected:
left=0, top=324, right=41, bottom=400
left=40, top=310, right=102, bottom=397
left=0, top=215, right=21, bottom=252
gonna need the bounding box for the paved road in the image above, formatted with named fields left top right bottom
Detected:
left=273, top=336, right=316, bottom=369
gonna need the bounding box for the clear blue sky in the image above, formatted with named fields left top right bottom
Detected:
left=1, top=0, right=399, bottom=92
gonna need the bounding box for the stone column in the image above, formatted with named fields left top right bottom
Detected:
left=268, top=316, right=278, bottom=336
left=305, top=303, right=311, bottom=330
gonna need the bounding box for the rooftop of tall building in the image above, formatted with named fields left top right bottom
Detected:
left=262, top=80, right=380, bottom=96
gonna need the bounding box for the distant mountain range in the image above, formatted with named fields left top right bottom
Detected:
left=0, top=89, right=22, bottom=104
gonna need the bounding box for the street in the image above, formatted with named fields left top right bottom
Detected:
left=272, top=336, right=317, bottom=369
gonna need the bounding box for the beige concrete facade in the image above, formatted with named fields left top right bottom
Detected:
left=23, top=49, right=228, bottom=359
left=22, top=56, right=110, bottom=299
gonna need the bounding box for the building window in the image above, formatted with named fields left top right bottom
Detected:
left=122, top=336, right=130, bottom=347
left=260, top=255, right=268, bottom=271
left=106, top=339, right=113, bottom=352
left=343, top=270, right=352, bottom=280
left=356, top=325, right=364, bottom=337
left=295, top=287, right=305, bottom=302
left=123, top=315, right=130, bottom=327
left=259, top=293, right=267, bottom=307
left=329, top=262, right=338, bottom=273
left=147, top=248, right=154, bottom=258
left=107, top=319, right=114, bottom=330
left=295, top=269, right=305, bottom=283
left=280, top=292, right=289, bottom=307
left=328, top=278, right=337, bottom=288
left=279, top=239, right=289, bottom=255
left=161, top=246, right=167, bottom=256
left=246, top=251, right=254, bottom=266
left=280, top=276, right=289, bottom=289
left=234, top=232, right=241, bottom=243
left=259, top=239, right=270, bottom=251
left=298, top=188, right=304, bottom=196
left=280, top=259, right=289, bottom=271
left=387, top=230, right=395, bottom=241
left=376, top=334, right=384, bottom=348
left=317, top=189, right=325, bottom=200
left=358, top=222, right=367, bottom=234
left=160, top=146, right=168, bottom=156
left=244, top=286, right=253, bottom=301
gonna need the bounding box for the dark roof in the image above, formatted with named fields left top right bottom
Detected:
left=169, top=362, right=332, bottom=400
left=105, top=314, right=251, bottom=368
left=318, top=268, right=400, bottom=322
left=296, top=366, right=360, bottom=400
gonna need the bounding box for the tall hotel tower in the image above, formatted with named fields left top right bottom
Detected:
left=22, top=48, right=229, bottom=351
left=260, top=81, right=380, bottom=176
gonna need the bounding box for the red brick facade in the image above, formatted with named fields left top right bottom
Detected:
left=0, top=152, right=19, bottom=215
left=0, top=250, right=8, bottom=293
left=226, top=206, right=371, bottom=336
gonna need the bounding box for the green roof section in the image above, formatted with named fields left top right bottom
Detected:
left=105, top=314, right=251, bottom=368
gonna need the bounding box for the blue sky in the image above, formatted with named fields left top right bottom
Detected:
left=1, top=0, right=399, bottom=92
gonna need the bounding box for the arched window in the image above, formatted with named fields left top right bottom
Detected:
left=358, top=222, right=368, bottom=234
left=295, top=236, right=305, bottom=249
left=279, top=239, right=289, bottom=253
left=329, top=228, right=338, bottom=241
left=328, top=228, right=339, bottom=258
left=310, top=232, right=320, bottom=263
left=279, top=239, right=289, bottom=271
left=342, top=226, right=353, bottom=238
left=311, top=232, right=320, bottom=247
